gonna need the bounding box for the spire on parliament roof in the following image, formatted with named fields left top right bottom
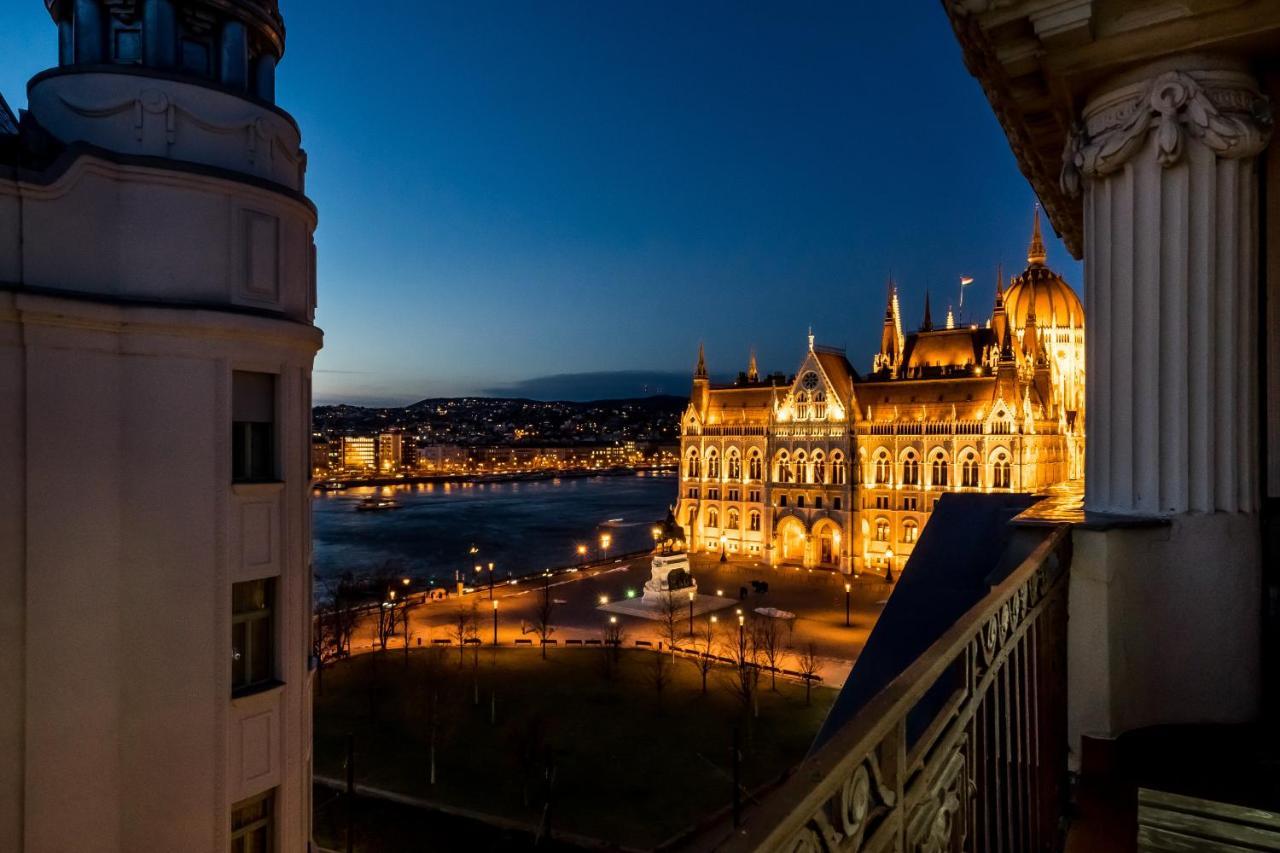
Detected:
left=1028, top=204, right=1047, bottom=266
left=694, top=342, right=707, bottom=379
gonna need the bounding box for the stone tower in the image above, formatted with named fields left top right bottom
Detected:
left=0, top=2, right=320, bottom=850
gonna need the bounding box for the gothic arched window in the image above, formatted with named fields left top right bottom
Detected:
left=902, top=519, right=919, bottom=543
left=706, top=448, right=720, bottom=479
left=962, top=451, right=980, bottom=488
left=727, top=449, right=741, bottom=480
left=931, top=450, right=949, bottom=488
left=686, top=449, right=700, bottom=479
left=813, top=391, right=827, bottom=420
left=992, top=450, right=1011, bottom=489
left=902, top=451, right=920, bottom=486
left=794, top=451, right=808, bottom=484
left=727, top=508, right=740, bottom=529
left=812, top=451, right=826, bottom=485
left=832, top=452, right=847, bottom=485
left=875, top=449, right=891, bottom=485
left=776, top=451, right=791, bottom=483
left=875, top=518, right=890, bottom=542
left=748, top=510, right=761, bottom=531
left=707, top=507, right=720, bottom=528
left=748, top=450, right=763, bottom=481
left=795, top=391, right=809, bottom=420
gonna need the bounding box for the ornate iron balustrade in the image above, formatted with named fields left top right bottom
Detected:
left=719, top=524, right=1071, bottom=853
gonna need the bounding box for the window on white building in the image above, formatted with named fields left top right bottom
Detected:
left=903, top=519, right=919, bottom=543
left=875, top=518, right=890, bottom=542
left=231, top=790, right=274, bottom=853
left=749, top=511, right=761, bottom=531
left=232, top=371, right=276, bottom=482
left=232, top=578, right=275, bottom=694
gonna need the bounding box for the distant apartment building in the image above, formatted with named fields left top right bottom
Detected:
left=377, top=432, right=403, bottom=473
left=311, top=435, right=331, bottom=479
left=339, top=436, right=376, bottom=473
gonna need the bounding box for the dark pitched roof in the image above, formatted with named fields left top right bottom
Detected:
left=812, top=492, right=1045, bottom=751
left=0, top=93, right=17, bottom=136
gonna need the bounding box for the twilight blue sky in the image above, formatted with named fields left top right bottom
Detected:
left=2, top=2, right=1080, bottom=404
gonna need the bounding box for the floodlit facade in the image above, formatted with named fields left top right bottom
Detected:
left=0, top=1, right=319, bottom=851
left=678, top=216, right=1085, bottom=574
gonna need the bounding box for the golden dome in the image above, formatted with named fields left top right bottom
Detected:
left=1004, top=265, right=1084, bottom=330
left=1003, top=206, right=1083, bottom=330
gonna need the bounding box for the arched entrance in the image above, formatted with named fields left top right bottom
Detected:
left=776, top=516, right=807, bottom=564
left=812, top=518, right=841, bottom=569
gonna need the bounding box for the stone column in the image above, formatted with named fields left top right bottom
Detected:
left=1061, top=55, right=1271, bottom=743
left=1064, top=55, right=1271, bottom=515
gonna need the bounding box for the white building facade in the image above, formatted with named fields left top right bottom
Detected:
left=0, top=1, right=319, bottom=851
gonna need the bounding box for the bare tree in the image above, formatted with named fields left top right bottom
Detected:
left=725, top=616, right=760, bottom=722
left=648, top=647, right=670, bottom=709
left=600, top=619, right=625, bottom=680
left=756, top=614, right=786, bottom=691
left=449, top=599, right=477, bottom=668
left=694, top=617, right=717, bottom=695
left=658, top=592, right=682, bottom=660
left=312, top=583, right=348, bottom=696
left=328, top=574, right=360, bottom=658
left=400, top=595, right=416, bottom=667
left=532, top=574, right=556, bottom=659
left=796, top=641, right=822, bottom=706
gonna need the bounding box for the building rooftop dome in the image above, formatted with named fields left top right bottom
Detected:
left=1004, top=208, right=1084, bottom=331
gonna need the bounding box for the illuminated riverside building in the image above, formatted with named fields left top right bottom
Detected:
left=678, top=217, right=1084, bottom=575
left=0, top=2, right=318, bottom=851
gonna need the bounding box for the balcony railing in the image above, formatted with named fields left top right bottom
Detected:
left=718, top=524, right=1071, bottom=853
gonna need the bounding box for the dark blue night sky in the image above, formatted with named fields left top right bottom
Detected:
left=1, top=2, right=1080, bottom=403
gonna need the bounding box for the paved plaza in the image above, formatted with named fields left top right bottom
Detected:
left=350, top=552, right=896, bottom=685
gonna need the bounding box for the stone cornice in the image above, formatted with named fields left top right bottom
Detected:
left=1062, top=66, right=1272, bottom=194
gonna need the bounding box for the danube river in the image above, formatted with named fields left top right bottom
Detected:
left=312, top=472, right=676, bottom=586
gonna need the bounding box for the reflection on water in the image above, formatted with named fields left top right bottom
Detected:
left=312, top=473, right=676, bottom=584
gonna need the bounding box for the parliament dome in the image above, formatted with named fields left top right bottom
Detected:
left=1005, top=207, right=1084, bottom=330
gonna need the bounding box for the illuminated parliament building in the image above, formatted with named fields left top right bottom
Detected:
left=677, top=212, right=1084, bottom=575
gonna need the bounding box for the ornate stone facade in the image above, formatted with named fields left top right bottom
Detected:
left=678, top=217, right=1085, bottom=575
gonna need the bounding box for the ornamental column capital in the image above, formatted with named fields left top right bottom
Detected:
left=1061, top=57, right=1272, bottom=197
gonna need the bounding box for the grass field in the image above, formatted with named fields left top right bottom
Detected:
left=312, top=645, right=837, bottom=850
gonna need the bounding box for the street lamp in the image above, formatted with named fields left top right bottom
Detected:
left=885, top=549, right=896, bottom=585
left=577, top=544, right=587, bottom=565
left=600, top=532, right=612, bottom=558
left=492, top=599, right=499, bottom=645
left=844, top=581, right=852, bottom=627
left=487, top=561, right=495, bottom=600
left=720, top=534, right=728, bottom=563
left=688, top=589, right=696, bottom=634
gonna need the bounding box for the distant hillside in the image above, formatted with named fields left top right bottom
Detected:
left=313, top=395, right=685, bottom=446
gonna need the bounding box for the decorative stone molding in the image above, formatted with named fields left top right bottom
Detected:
left=1062, top=67, right=1271, bottom=196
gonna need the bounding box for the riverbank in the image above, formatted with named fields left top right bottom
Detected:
left=313, top=464, right=676, bottom=491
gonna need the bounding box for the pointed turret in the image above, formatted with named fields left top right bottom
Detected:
left=692, top=342, right=710, bottom=414
left=1027, top=204, right=1047, bottom=266
left=921, top=289, right=934, bottom=332
left=876, top=277, right=904, bottom=375
left=991, top=265, right=1008, bottom=347
left=746, top=348, right=759, bottom=382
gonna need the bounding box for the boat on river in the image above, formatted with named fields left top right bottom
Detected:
left=355, top=496, right=398, bottom=512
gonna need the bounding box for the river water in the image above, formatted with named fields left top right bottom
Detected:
left=312, top=472, right=677, bottom=586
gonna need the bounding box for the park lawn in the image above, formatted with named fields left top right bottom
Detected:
left=313, top=646, right=837, bottom=850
